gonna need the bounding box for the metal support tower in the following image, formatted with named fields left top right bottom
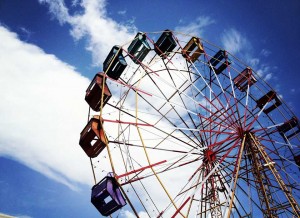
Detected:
left=246, top=132, right=300, bottom=217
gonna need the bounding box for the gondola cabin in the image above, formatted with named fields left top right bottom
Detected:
left=103, top=46, right=127, bottom=80
left=182, top=37, right=204, bottom=63
left=79, top=116, right=107, bottom=158
left=128, top=32, right=151, bottom=64
left=91, top=175, right=126, bottom=216
left=85, top=73, right=111, bottom=112
left=154, top=29, right=177, bottom=59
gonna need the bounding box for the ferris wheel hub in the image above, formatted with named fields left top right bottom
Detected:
left=203, top=149, right=216, bottom=164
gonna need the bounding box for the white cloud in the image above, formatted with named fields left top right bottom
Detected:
left=118, top=10, right=127, bottom=15
left=19, top=27, right=32, bottom=42
left=39, top=0, right=69, bottom=25
left=0, top=25, right=93, bottom=189
left=221, top=28, right=250, bottom=55
left=38, top=0, right=137, bottom=66
left=121, top=210, right=148, bottom=218
left=264, top=72, right=273, bottom=81
left=290, top=88, right=296, bottom=93
left=256, top=64, right=270, bottom=78
left=0, top=24, right=211, bottom=215
left=175, top=16, right=215, bottom=37
left=71, top=0, right=80, bottom=7
left=220, top=29, right=277, bottom=83
left=15, top=215, right=32, bottom=218
left=260, top=48, right=271, bottom=57
left=248, top=58, right=259, bottom=67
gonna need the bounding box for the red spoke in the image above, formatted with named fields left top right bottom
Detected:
left=171, top=196, right=191, bottom=218
left=116, top=160, right=167, bottom=179
left=103, top=118, right=154, bottom=127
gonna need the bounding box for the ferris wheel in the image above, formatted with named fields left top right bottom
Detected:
left=79, top=30, right=300, bottom=217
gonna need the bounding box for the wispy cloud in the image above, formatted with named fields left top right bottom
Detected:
left=38, top=0, right=137, bottom=66
left=220, top=28, right=277, bottom=85
left=19, top=27, right=32, bottom=41
left=175, top=16, right=215, bottom=37
left=248, top=58, right=260, bottom=68
left=118, top=10, right=127, bottom=15
left=221, top=28, right=250, bottom=55
left=39, top=0, right=69, bottom=25
left=71, top=0, right=80, bottom=7
left=0, top=25, right=92, bottom=189
left=264, top=72, right=273, bottom=81
left=121, top=210, right=148, bottom=218
left=260, top=48, right=271, bottom=57
left=15, top=215, right=33, bottom=218
left=256, top=64, right=274, bottom=81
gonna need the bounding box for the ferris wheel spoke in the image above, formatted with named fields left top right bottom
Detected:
left=108, top=102, right=200, bottom=151
left=197, top=99, right=234, bottom=129
left=157, top=69, right=241, bottom=137
left=207, top=76, right=260, bottom=130
left=184, top=60, right=214, bottom=95
left=212, top=136, right=239, bottom=155
left=203, top=52, right=243, bottom=129
left=121, top=155, right=202, bottom=187
left=224, top=70, right=248, bottom=128
left=110, top=140, right=200, bottom=155
left=156, top=60, right=237, bottom=130
left=163, top=66, right=206, bottom=141
left=132, top=70, right=203, bottom=144
left=209, top=102, right=236, bottom=148
left=198, top=114, right=234, bottom=135
left=242, top=83, right=251, bottom=130
left=115, top=140, right=203, bottom=181
left=255, top=131, right=300, bottom=151
left=211, top=91, right=241, bottom=129
left=142, top=100, right=203, bottom=148
left=203, top=92, right=238, bottom=130
left=108, top=123, right=202, bottom=180
left=164, top=165, right=203, bottom=213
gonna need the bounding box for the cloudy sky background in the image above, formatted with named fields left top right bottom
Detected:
left=0, top=0, right=300, bottom=217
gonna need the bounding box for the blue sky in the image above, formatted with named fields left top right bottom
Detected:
left=0, top=0, right=300, bottom=217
